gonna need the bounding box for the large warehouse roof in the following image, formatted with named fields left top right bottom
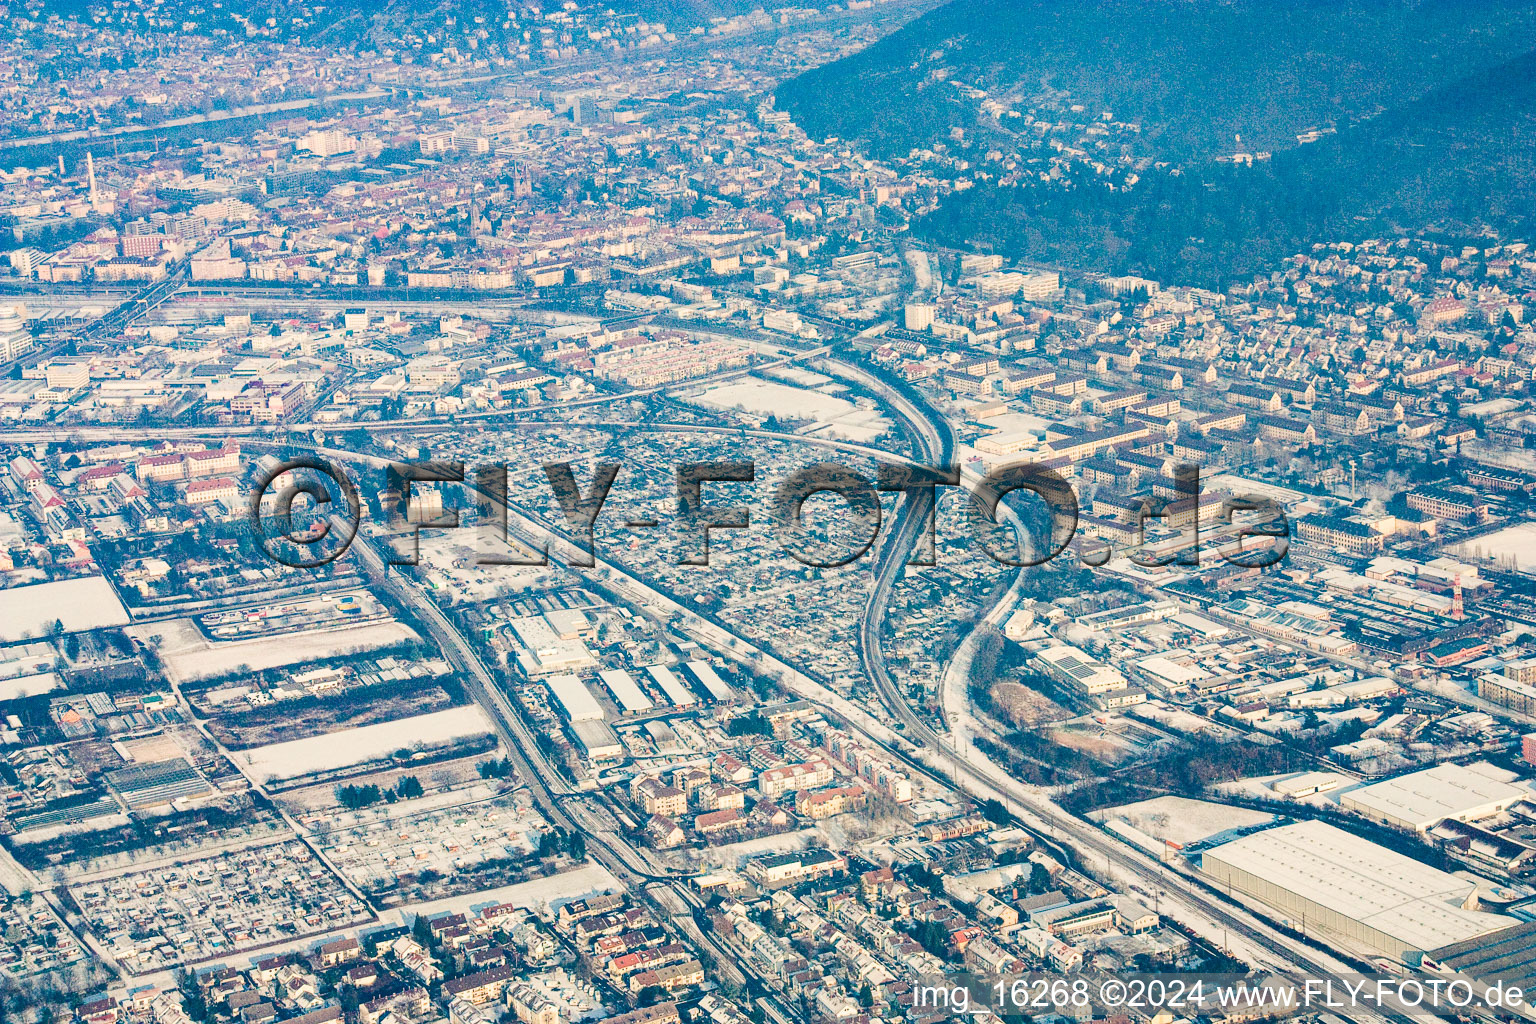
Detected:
left=511, top=616, right=596, bottom=675
left=1204, top=820, right=1516, bottom=954
left=646, top=665, right=697, bottom=707
left=684, top=661, right=734, bottom=702
left=545, top=674, right=604, bottom=722
left=1428, top=921, right=1536, bottom=987
left=598, top=669, right=653, bottom=714
left=1340, top=761, right=1529, bottom=831
left=571, top=718, right=622, bottom=760
left=1036, top=644, right=1125, bottom=693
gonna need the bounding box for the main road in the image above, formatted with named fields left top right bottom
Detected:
left=16, top=354, right=1399, bottom=1014
left=249, top=381, right=1425, bottom=1022
left=844, top=366, right=1404, bottom=1001
left=345, top=525, right=768, bottom=997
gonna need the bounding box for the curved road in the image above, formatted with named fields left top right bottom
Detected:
left=846, top=368, right=1400, bottom=1006
left=22, top=364, right=1398, bottom=1013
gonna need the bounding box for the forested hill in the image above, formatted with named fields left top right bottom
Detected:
left=774, top=0, right=1536, bottom=287
left=908, top=47, right=1536, bottom=289
left=775, top=0, right=1536, bottom=162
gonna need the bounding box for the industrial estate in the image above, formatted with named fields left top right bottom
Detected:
left=2, top=2, right=1536, bottom=1023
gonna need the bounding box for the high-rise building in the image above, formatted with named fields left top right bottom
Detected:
left=904, top=303, right=935, bottom=331
left=86, top=151, right=99, bottom=210
left=298, top=129, right=356, bottom=157
left=0, top=306, right=32, bottom=361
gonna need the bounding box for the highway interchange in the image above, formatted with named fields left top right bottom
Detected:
left=7, top=284, right=1452, bottom=1022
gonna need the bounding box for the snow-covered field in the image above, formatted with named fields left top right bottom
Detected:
left=689, top=827, right=820, bottom=869
left=396, top=861, right=617, bottom=919
left=313, top=790, right=541, bottom=886
left=759, top=365, right=837, bottom=389
left=1462, top=398, right=1522, bottom=418
left=0, top=671, right=61, bottom=700
left=0, top=576, right=129, bottom=642
left=1450, top=522, right=1536, bottom=572
left=689, top=376, right=892, bottom=441
left=803, top=414, right=890, bottom=444
left=1092, top=795, right=1275, bottom=849
left=132, top=616, right=419, bottom=684
left=695, top=377, right=853, bottom=420
left=230, top=705, right=496, bottom=782
left=976, top=411, right=1055, bottom=434
left=413, top=533, right=549, bottom=601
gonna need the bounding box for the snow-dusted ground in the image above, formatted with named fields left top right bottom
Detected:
left=0, top=843, right=39, bottom=895
left=977, top=410, right=1056, bottom=435
left=396, top=860, right=617, bottom=920
left=1214, top=772, right=1359, bottom=808
left=1450, top=522, right=1536, bottom=572
left=1460, top=440, right=1536, bottom=474
left=231, top=705, right=496, bottom=782
left=0, top=576, right=129, bottom=642
left=759, top=365, right=837, bottom=389
left=905, top=250, right=934, bottom=295
left=0, top=670, right=61, bottom=700
left=687, top=827, right=820, bottom=870
left=133, top=616, right=419, bottom=683
left=312, top=790, right=543, bottom=887
left=694, top=377, right=853, bottom=420
left=411, top=532, right=549, bottom=598
left=1092, top=795, right=1276, bottom=848
left=688, top=376, right=893, bottom=441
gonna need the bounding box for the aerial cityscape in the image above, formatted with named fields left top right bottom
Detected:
left=2, top=1, right=1536, bottom=1022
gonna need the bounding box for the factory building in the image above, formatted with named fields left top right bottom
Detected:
left=1035, top=644, right=1126, bottom=695
left=571, top=720, right=623, bottom=762
left=645, top=665, right=697, bottom=707
left=510, top=616, right=597, bottom=676
left=683, top=661, right=735, bottom=703
left=1339, top=761, right=1529, bottom=833
left=1201, top=820, right=1516, bottom=961
left=598, top=669, right=653, bottom=714
left=1426, top=921, right=1536, bottom=988
left=544, top=674, right=605, bottom=723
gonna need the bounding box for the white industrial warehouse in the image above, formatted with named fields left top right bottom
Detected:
left=684, top=660, right=735, bottom=702
left=646, top=665, right=697, bottom=706
left=598, top=668, right=653, bottom=714
left=545, top=674, right=604, bottom=722
left=1339, top=761, right=1530, bottom=832
left=1201, top=820, right=1517, bottom=960
left=510, top=615, right=598, bottom=676
left=1035, top=644, right=1126, bottom=694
